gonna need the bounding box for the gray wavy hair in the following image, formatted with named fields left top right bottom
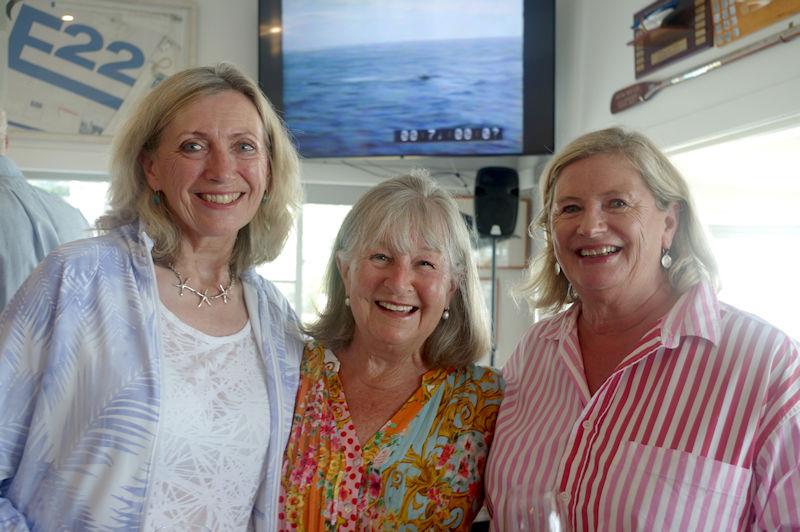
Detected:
left=97, top=63, right=302, bottom=273
left=306, top=173, right=491, bottom=368
left=519, top=127, right=719, bottom=314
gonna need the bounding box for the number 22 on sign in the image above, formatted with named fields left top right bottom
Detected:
left=9, top=3, right=145, bottom=110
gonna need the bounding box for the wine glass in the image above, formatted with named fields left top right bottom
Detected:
left=513, top=489, right=570, bottom=532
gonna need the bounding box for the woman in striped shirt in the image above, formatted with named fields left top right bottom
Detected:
left=485, top=127, right=800, bottom=530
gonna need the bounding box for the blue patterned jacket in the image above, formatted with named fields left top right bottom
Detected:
left=0, top=221, right=303, bottom=531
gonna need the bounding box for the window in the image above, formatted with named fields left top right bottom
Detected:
left=258, top=203, right=351, bottom=323
left=670, top=124, right=800, bottom=340
left=28, top=179, right=109, bottom=228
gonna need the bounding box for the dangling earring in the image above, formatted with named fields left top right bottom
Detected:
left=568, top=284, right=579, bottom=300
left=344, top=296, right=350, bottom=307
left=261, top=193, right=270, bottom=204
left=442, top=308, right=450, bottom=321
left=152, top=191, right=162, bottom=205
left=661, top=248, right=673, bottom=270
left=554, top=261, right=561, bottom=276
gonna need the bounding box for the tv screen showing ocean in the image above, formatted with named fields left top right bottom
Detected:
left=283, top=37, right=523, bottom=158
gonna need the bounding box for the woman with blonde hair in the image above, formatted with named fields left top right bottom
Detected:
left=0, top=63, right=304, bottom=530
left=486, top=127, right=800, bottom=530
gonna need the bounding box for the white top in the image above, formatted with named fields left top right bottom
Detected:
left=143, top=303, right=270, bottom=531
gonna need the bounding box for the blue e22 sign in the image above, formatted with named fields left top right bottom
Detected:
left=9, top=3, right=146, bottom=110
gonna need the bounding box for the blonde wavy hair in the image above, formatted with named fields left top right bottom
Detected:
left=97, top=63, right=302, bottom=273
left=519, top=127, right=719, bottom=314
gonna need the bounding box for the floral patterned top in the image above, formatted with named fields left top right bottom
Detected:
left=279, top=342, right=504, bottom=531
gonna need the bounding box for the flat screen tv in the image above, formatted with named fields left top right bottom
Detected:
left=258, top=0, right=554, bottom=158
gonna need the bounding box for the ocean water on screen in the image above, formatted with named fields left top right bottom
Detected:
left=284, top=36, right=523, bottom=157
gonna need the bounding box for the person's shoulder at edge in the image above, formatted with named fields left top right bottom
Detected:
left=0, top=171, right=89, bottom=227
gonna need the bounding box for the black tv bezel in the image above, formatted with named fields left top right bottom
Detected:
left=257, top=0, right=555, bottom=157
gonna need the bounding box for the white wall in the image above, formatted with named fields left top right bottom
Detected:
left=555, top=0, right=800, bottom=152
left=13, top=0, right=800, bottom=175
left=7, top=0, right=800, bottom=367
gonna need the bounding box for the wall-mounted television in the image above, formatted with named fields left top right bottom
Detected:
left=258, top=0, right=554, bottom=159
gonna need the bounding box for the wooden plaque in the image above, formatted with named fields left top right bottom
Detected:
left=633, top=0, right=714, bottom=78
left=712, top=0, right=800, bottom=46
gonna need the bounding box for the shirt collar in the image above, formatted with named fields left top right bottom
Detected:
left=661, top=280, right=721, bottom=348
left=540, top=303, right=580, bottom=341
left=322, top=345, right=450, bottom=399
left=540, top=280, right=721, bottom=349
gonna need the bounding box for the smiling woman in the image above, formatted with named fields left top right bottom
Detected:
left=140, top=90, right=270, bottom=254
left=485, top=127, right=800, bottom=531
left=279, top=173, right=504, bottom=531
left=0, top=63, right=305, bottom=530
left=549, top=153, right=678, bottom=319
left=338, top=242, right=454, bottom=379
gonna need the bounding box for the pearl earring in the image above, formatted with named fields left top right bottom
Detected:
left=442, top=308, right=450, bottom=321
left=661, top=249, right=673, bottom=270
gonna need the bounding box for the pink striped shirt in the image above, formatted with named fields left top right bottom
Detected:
left=486, top=282, right=800, bottom=530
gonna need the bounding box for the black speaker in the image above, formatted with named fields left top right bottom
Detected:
left=474, top=167, right=519, bottom=237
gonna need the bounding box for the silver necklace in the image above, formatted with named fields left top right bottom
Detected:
left=168, top=264, right=235, bottom=308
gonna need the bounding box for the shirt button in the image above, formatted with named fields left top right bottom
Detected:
left=559, top=491, right=571, bottom=503
left=582, top=419, right=593, bottom=430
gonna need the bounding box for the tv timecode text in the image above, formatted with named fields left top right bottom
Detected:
left=394, top=126, right=503, bottom=144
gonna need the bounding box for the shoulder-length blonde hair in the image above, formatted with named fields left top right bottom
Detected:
left=306, top=173, right=491, bottom=368
left=520, top=127, right=719, bottom=314
left=97, top=63, right=302, bottom=272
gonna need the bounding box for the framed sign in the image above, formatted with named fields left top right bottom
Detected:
left=456, top=196, right=531, bottom=271
left=2, top=0, right=196, bottom=139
